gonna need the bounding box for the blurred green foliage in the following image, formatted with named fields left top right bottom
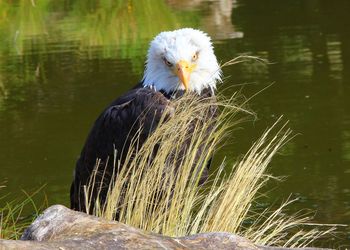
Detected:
left=0, top=0, right=200, bottom=71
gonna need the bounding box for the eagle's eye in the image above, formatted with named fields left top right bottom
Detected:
left=192, top=52, right=199, bottom=62
left=163, top=58, right=173, bottom=67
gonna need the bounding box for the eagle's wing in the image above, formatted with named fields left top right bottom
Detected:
left=70, top=87, right=171, bottom=211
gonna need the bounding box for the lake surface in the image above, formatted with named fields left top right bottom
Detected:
left=0, top=0, right=349, bottom=247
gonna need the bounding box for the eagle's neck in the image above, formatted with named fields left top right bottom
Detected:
left=137, top=80, right=215, bottom=100
left=144, top=85, right=214, bottom=101
left=158, top=89, right=185, bottom=99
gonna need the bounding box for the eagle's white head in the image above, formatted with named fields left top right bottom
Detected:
left=142, top=28, right=222, bottom=95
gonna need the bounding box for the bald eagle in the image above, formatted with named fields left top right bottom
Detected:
left=70, top=28, right=222, bottom=212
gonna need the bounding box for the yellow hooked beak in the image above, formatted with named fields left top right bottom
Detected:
left=175, top=60, right=195, bottom=91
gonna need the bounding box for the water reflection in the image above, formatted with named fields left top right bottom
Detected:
left=0, top=0, right=349, bottom=246
left=167, top=0, right=243, bottom=39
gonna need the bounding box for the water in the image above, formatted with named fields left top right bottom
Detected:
left=0, top=0, right=349, bottom=247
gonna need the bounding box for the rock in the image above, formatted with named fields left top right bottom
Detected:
left=0, top=205, right=328, bottom=250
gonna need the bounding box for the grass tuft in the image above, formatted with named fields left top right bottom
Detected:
left=0, top=185, right=46, bottom=240
left=82, top=91, right=336, bottom=247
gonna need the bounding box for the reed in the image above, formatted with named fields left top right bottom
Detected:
left=83, top=93, right=335, bottom=247
left=0, top=186, right=45, bottom=240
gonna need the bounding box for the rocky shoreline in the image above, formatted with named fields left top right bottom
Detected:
left=0, top=205, right=329, bottom=250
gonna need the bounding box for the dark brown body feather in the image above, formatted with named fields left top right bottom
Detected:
left=70, top=85, right=217, bottom=213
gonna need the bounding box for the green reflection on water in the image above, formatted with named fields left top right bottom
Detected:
left=0, top=0, right=350, bottom=247
left=0, top=0, right=199, bottom=73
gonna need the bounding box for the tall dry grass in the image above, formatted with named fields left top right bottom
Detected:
left=82, top=92, right=335, bottom=247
